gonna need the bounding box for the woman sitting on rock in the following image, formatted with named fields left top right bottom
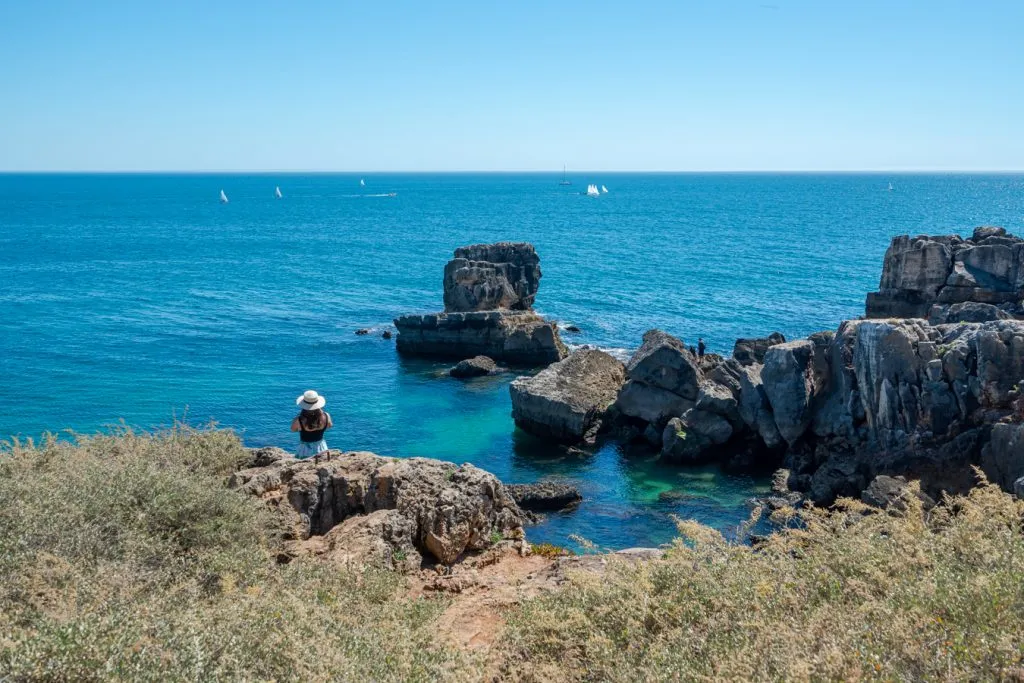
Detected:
left=291, top=390, right=333, bottom=459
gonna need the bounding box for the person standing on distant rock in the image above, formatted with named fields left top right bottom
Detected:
left=697, top=338, right=706, bottom=358
left=291, top=390, right=333, bottom=459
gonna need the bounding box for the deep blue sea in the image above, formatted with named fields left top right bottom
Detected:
left=2, top=173, right=1023, bottom=549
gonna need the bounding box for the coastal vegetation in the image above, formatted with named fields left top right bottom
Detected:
left=3, top=427, right=1023, bottom=681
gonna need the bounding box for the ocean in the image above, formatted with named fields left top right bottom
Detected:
left=2, top=172, right=1023, bottom=549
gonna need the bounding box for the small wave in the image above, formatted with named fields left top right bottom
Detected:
left=566, top=343, right=633, bottom=362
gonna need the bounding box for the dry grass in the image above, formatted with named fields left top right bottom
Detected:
left=3, top=428, right=1023, bottom=681
left=0, top=427, right=478, bottom=682
left=500, top=481, right=1024, bottom=681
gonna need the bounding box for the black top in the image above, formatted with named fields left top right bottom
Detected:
left=299, top=412, right=330, bottom=442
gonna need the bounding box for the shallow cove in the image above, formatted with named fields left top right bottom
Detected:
left=2, top=173, right=1023, bottom=549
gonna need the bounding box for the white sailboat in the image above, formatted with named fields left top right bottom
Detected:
left=274, top=186, right=283, bottom=199
left=601, top=185, right=608, bottom=193
left=360, top=178, right=366, bottom=187
left=219, top=189, right=229, bottom=204
left=888, top=182, right=894, bottom=192
left=586, top=184, right=600, bottom=197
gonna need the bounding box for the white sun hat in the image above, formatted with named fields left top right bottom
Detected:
left=296, top=389, right=326, bottom=411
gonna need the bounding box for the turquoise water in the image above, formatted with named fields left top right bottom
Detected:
left=2, top=173, right=1023, bottom=549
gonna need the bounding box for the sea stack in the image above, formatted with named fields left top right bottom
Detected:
left=394, top=242, right=568, bottom=365
left=865, top=226, right=1024, bottom=321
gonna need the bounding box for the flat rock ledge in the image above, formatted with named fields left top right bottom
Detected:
left=510, top=349, right=626, bottom=443
left=395, top=311, right=567, bottom=365
left=506, top=482, right=583, bottom=511
left=230, top=450, right=526, bottom=570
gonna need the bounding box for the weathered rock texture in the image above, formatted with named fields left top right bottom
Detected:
left=443, top=242, right=541, bottom=312
left=866, top=227, right=1024, bottom=320
left=230, top=451, right=525, bottom=568
left=510, top=349, right=626, bottom=443
left=449, top=355, right=500, bottom=378
left=614, top=330, right=703, bottom=428
left=395, top=311, right=567, bottom=365
left=395, top=243, right=567, bottom=365
left=506, top=482, right=583, bottom=511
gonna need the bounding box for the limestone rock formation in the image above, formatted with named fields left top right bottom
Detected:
left=866, top=227, right=1024, bottom=319
left=449, top=355, right=500, bottom=378
left=613, top=330, right=703, bottom=429
left=443, top=242, right=542, bottom=312
left=506, top=482, right=583, bottom=511
left=395, top=243, right=566, bottom=365
left=509, top=349, right=626, bottom=443
left=395, top=310, right=567, bottom=365
left=229, top=451, right=525, bottom=567
left=733, top=332, right=786, bottom=366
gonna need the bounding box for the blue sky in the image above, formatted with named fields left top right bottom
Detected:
left=1, top=1, right=1022, bottom=171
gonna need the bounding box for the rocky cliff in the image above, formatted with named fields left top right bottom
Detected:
left=866, top=226, right=1024, bottom=320
left=395, top=243, right=567, bottom=365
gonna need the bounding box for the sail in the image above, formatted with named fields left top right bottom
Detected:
left=219, top=190, right=228, bottom=203
left=275, top=186, right=282, bottom=199
left=586, top=184, right=600, bottom=197
left=601, top=185, right=608, bottom=193
left=360, top=179, right=366, bottom=187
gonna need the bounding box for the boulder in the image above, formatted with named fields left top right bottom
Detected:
left=395, top=310, right=567, bottom=365
left=661, top=410, right=733, bottom=463
left=247, top=446, right=292, bottom=467
left=229, top=451, right=525, bottom=566
left=762, top=340, right=829, bottom=444
left=320, top=509, right=421, bottom=572
left=443, top=242, right=541, bottom=312
left=449, top=355, right=499, bottom=378
left=625, top=330, right=702, bottom=400
left=737, top=363, right=784, bottom=449
left=928, top=302, right=1011, bottom=325
left=510, top=349, right=625, bottom=443
left=732, top=332, right=786, bottom=366
left=613, top=380, right=694, bottom=426
left=506, top=482, right=583, bottom=511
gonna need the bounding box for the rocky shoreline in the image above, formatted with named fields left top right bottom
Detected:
left=392, top=230, right=1024, bottom=515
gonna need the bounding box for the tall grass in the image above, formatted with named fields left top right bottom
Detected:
left=0, top=427, right=477, bottom=681
left=501, top=481, right=1024, bottom=681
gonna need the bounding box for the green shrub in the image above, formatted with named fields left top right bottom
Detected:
left=0, top=426, right=478, bottom=681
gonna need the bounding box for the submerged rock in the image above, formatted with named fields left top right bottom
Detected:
left=510, top=349, right=626, bottom=443
left=229, top=451, right=525, bottom=567
left=449, top=355, right=500, bottom=378
left=506, top=482, right=583, bottom=511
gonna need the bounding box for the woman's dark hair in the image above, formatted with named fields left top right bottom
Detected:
left=299, top=408, right=326, bottom=431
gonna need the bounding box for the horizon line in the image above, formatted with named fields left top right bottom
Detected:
left=2, top=168, right=1024, bottom=175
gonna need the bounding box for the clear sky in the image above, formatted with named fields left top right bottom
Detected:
left=1, top=1, right=1022, bottom=172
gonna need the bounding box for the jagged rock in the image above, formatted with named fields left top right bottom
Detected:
left=509, top=349, right=625, bottom=443
left=614, top=380, right=694, bottom=426
left=737, top=363, right=784, bottom=449
left=319, top=510, right=421, bottom=572
left=382, top=330, right=393, bottom=339
left=443, top=242, right=541, bottom=312
left=450, top=355, right=499, bottom=378
left=928, top=301, right=1012, bottom=325
left=861, top=475, right=935, bottom=511
left=866, top=228, right=1024, bottom=318
left=733, top=332, right=786, bottom=366
left=395, top=311, right=567, bottom=365
left=506, top=482, right=582, bottom=511
left=980, top=422, right=1024, bottom=492
left=248, top=446, right=292, bottom=467
left=762, top=339, right=829, bottom=445
left=625, top=330, right=702, bottom=400
left=564, top=325, right=582, bottom=333
left=229, top=451, right=525, bottom=566
left=355, top=328, right=371, bottom=335
left=696, top=380, right=740, bottom=425
left=661, top=410, right=732, bottom=463
left=1015, top=476, right=1024, bottom=498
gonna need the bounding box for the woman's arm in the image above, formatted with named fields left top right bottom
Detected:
left=290, top=416, right=301, bottom=432
left=325, top=412, right=334, bottom=429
